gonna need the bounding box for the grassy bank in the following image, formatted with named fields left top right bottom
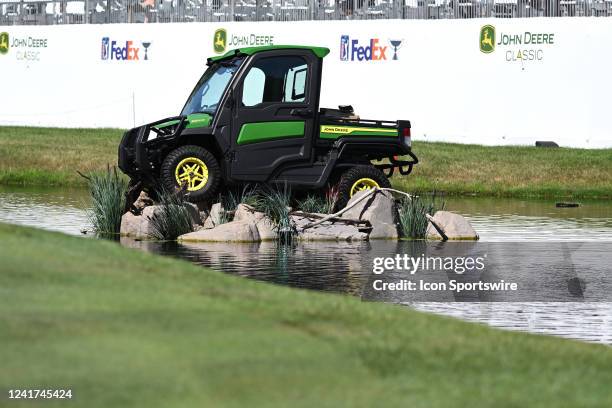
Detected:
left=1, top=222, right=612, bottom=407
left=0, top=127, right=123, bottom=186
left=394, top=142, right=612, bottom=198
left=1, top=126, right=611, bottom=198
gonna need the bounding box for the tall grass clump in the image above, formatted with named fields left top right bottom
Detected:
left=297, top=194, right=327, bottom=214
left=398, top=193, right=445, bottom=239
left=85, top=166, right=128, bottom=237
left=251, top=185, right=296, bottom=244
left=297, top=189, right=337, bottom=214
left=149, top=188, right=195, bottom=240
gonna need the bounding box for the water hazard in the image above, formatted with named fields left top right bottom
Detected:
left=1, top=186, right=611, bottom=344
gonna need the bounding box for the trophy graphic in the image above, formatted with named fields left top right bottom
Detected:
left=389, top=39, right=403, bottom=61
left=142, top=42, right=151, bottom=60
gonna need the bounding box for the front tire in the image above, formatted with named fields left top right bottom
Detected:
left=336, top=165, right=391, bottom=209
left=160, top=145, right=221, bottom=202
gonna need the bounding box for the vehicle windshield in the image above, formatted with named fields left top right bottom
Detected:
left=181, top=57, right=244, bottom=117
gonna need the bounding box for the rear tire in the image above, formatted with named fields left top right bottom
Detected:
left=336, top=165, right=391, bottom=209
left=160, top=145, right=221, bottom=203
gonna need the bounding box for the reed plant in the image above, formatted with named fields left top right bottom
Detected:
left=149, top=188, right=195, bottom=240
left=297, top=188, right=337, bottom=215
left=297, top=194, right=327, bottom=214
left=85, top=166, right=128, bottom=237
left=398, top=192, right=445, bottom=239
left=251, top=185, right=296, bottom=244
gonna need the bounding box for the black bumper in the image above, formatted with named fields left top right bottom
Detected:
left=118, top=116, right=186, bottom=179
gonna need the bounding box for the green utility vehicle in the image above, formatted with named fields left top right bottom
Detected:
left=118, top=45, right=418, bottom=208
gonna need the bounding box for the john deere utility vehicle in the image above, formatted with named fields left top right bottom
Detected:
left=118, top=45, right=418, bottom=208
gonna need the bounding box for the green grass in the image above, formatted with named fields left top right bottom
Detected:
left=1, top=222, right=612, bottom=407
left=0, top=126, right=123, bottom=186
left=395, top=142, right=612, bottom=198
left=1, top=126, right=611, bottom=198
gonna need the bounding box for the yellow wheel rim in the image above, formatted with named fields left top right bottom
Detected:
left=175, top=157, right=209, bottom=191
left=350, top=178, right=379, bottom=197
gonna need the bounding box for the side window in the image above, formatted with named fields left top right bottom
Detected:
left=241, top=56, right=309, bottom=107
left=242, top=67, right=265, bottom=106
left=284, top=65, right=307, bottom=103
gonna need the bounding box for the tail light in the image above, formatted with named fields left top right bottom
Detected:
left=402, top=127, right=411, bottom=147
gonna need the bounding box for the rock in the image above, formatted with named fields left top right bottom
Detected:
left=183, top=202, right=203, bottom=226
left=203, top=202, right=224, bottom=229
left=292, top=215, right=368, bottom=242
left=178, top=220, right=260, bottom=243
left=342, top=190, right=398, bottom=240
left=199, top=211, right=209, bottom=225
left=120, top=205, right=159, bottom=239
left=133, top=190, right=153, bottom=212
left=426, top=211, right=479, bottom=241
left=233, top=203, right=262, bottom=222
left=299, top=223, right=368, bottom=242
left=234, top=204, right=277, bottom=240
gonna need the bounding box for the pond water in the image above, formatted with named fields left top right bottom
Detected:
left=1, top=186, right=611, bottom=344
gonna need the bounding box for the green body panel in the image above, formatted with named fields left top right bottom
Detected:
left=186, top=113, right=213, bottom=129
left=209, top=45, right=330, bottom=63
left=319, top=125, right=398, bottom=140
left=156, top=119, right=180, bottom=129
left=237, top=121, right=305, bottom=145
left=155, top=114, right=212, bottom=130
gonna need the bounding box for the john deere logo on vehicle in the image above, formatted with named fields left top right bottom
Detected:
left=480, top=25, right=495, bottom=54
left=0, top=32, right=9, bottom=55
left=213, top=28, right=227, bottom=54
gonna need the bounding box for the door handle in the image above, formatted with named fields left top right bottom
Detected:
left=290, top=108, right=313, bottom=118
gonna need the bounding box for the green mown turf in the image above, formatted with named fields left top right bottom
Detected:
left=1, top=222, right=611, bottom=407
left=394, top=142, right=612, bottom=199
left=1, top=126, right=611, bottom=198
left=0, top=127, right=123, bottom=186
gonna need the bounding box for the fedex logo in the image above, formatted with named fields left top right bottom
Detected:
left=101, top=37, right=149, bottom=61
left=340, top=36, right=401, bottom=62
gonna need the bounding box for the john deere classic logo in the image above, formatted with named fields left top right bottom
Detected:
left=214, top=28, right=227, bottom=54
left=480, top=25, right=495, bottom=54
left=0, top=32, right=9, bottom=55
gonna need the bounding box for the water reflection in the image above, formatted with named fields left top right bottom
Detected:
left=121, top=238, right=371, bottom=296
left=121, top=238, right=612, bottom=343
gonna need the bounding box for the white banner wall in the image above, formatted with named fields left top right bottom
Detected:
left=0, top=18, right=611, bottom=148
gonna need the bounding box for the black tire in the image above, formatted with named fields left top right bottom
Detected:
left=336, top=165, right=391, bottom=209
left=160, top=145, right=221, bottom=203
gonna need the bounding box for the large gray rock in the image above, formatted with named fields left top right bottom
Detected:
left=293, top=215, right=368, bottom=242
left=426, top=211, right=479, bottom=241
left=178, top=220, right=260, bottom=243
left=342, top=190, right=398, bottom=240
left=234, top=204, right=277, bottom=240
left=120, top=209, right=153, bottom=239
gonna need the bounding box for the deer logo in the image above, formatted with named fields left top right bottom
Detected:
left=480, top=25, right=495, bottom=54
left=0, top=32, right=9, bottom=55
left=213, top=29, right=227, bottom=54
